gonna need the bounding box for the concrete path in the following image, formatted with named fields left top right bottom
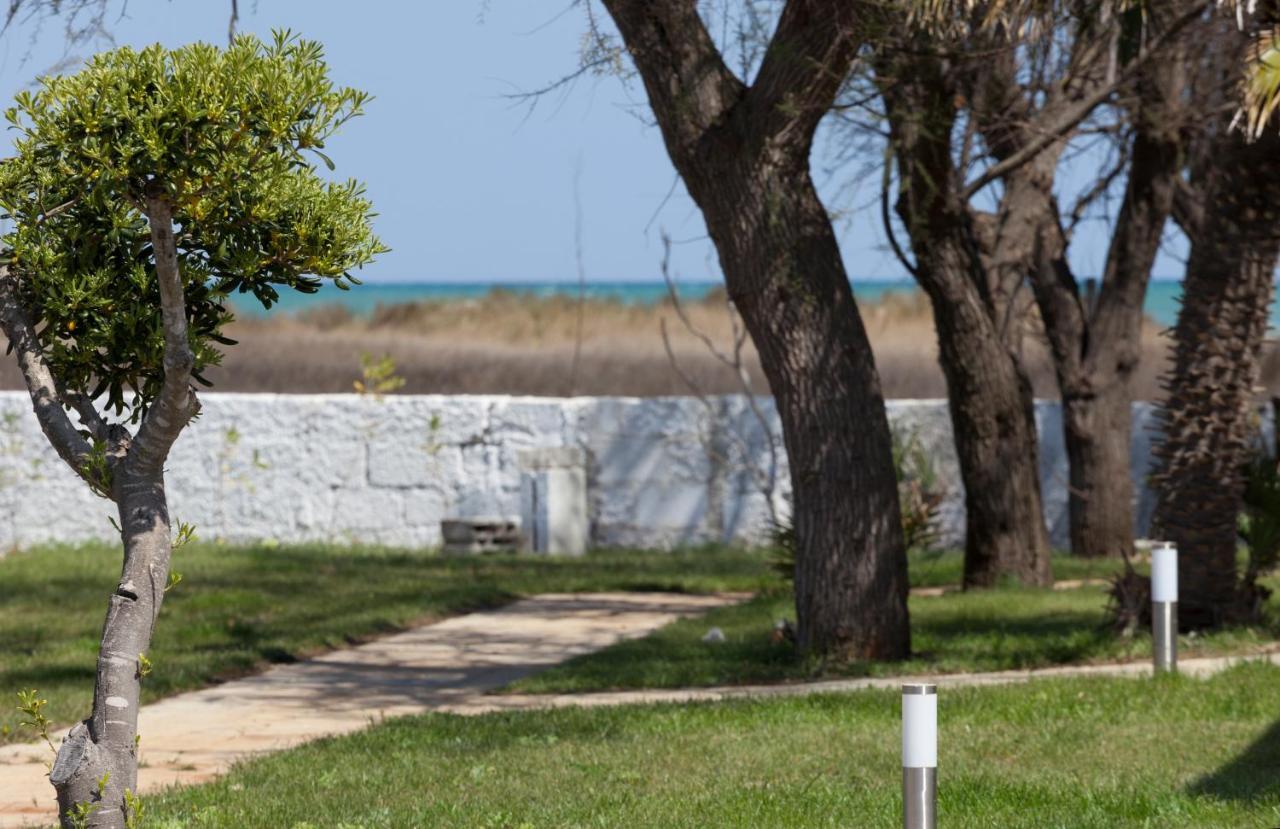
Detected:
left=449, top=646, right=1280, bottom=716
left=0, top=592, right=742, bottom=828
left=908, top=577, right=1108, bottom=597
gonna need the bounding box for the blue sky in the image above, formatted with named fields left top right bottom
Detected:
left=0, top=1, right=1188, bottom=285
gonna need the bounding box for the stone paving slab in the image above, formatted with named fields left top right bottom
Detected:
left=0, top=592, right=743, bottom=828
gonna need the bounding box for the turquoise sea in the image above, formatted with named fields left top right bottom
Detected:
left=231, top=278, right=1260, bottom=329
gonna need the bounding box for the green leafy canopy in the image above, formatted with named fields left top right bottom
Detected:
left=0, top=30, right=387, bottom=415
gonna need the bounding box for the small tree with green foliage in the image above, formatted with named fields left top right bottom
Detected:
left=0, top=33, right=383, bottom=826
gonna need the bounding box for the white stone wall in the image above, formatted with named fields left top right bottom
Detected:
left=0, top=391, right=1225, bottom=551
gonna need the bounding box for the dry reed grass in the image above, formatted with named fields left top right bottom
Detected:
left=0, top=288, right=1181, bottom=399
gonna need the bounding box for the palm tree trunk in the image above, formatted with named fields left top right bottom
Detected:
left=1153, top=128, right=1280, bottom=628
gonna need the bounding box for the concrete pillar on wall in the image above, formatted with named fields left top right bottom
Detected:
left=518, top=447, right=588, bottom=556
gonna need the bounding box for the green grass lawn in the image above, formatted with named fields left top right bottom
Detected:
left=0, top=541, right=774, bottom=744
left=143, top=662, right=1280, bottom=828
left=903, top=548, right=1124, bottom=588
left=508, top=583, right=1280, bottom=694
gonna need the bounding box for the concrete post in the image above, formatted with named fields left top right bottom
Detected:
left=518, top=447, right=588, bottom=556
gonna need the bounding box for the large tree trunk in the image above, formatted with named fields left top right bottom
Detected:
left=600, top=0, right=910, bottom=658
left=961, top=19, right=1186, bottom=560
left=1153, top=126, right=1280, bottom=628
left=1032, top=124, right=1177, bottom=559
left=708, top=158, right=911, bottom=657
left=918, top=225, right=1053, bottom=587
left=880, top=51, right=1053, bottom=588
left=52, top=471, right=173, bottom=827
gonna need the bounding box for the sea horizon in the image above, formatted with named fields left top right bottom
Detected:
left=228, top=277, right=1278, bottom=329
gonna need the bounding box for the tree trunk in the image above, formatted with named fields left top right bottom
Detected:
left=52, top=471, right=173, bottom=828
left=1035, top=53, right=1183, bottom=559
left=1153, top=128, right=1280, bottom=628
left=880, top=52, right=1053, bottom=588
left=599, top=0, right=911, bottom=659
left=703, top=159, right=911, bottom=658
left=1063, top=386, right=1136, bottom=557
left=45, top=189, right=194, bottom=828
left=919, top=227, right=1053, bottom=588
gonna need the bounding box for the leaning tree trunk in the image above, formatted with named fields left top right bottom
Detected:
left=700, top=157, right=912, bottom=658
left=1152, top=128, right=1280, bottom=628
left=52, top=471, right=174, bottom=826
left=600, top=0, right=911, bottom=659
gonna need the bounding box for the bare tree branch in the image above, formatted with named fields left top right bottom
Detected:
left=1064, top=138, right=1131, bottom=239
left=961, top=0, right=1210, bottom=201
left=657, top=232, right=780, bottom=526
left=880, top=151, right=920, bottom=278
left=568, top=156, right=586, bottom=396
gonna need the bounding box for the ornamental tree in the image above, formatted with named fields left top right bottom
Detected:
left=0, top=33, right=383, bottom=826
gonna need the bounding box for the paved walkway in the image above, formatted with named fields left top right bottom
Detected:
left=908, top=577, right=1107, bottom=597
left=0, top=592, right=742, bottom=828
left=451, top=646, right=1280, bottom=715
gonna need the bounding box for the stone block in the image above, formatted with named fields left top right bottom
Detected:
left=440, top=516, right=522, bottom=555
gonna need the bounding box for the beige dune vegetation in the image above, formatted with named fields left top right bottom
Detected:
left=0, top=287, right=1198, bottom=400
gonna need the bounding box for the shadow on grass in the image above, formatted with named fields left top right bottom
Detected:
left=908, top=600, right=1114, bottom=670
left=1188, top=719, right=1280, bottom=803
left=511, top=587, right=1132, bottom=695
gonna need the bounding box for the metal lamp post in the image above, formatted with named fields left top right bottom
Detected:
left=902, top=682, right=937, bottom=829
left=1151, top=541, right=1178, bottom=672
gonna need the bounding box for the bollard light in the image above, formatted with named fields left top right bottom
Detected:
left=902, top=683, right=937, bottom=829
left=1151, top=541, right=1178, bottom=673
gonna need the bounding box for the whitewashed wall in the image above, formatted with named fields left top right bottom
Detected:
left=0, top=392, right=1208, bottom=551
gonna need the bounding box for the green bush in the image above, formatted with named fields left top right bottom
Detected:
left=770, top=426, right=945, bottom=580
left=1240, top=446, right=1280, bottom=590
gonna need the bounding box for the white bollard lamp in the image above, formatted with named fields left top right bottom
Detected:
left=1151, top=541, right=1178, bottom=673
left=902, top=683, right=937, bottom=829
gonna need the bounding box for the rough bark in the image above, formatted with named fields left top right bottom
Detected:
left=1044, top=20, right=1185, bottom=559
left=955, top=7, right=1192, bottom=559
left=1152, top=125, right=1280, bottom=628
left=0, top=186, right=197, bottom=827
left=601, top=0, right=910, bottom=658
left=879, top=50, right=1053, bottom=588
left=924, top=227, right=1053, bottom=588
left=1034, top=98, right=1182, bottom=557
